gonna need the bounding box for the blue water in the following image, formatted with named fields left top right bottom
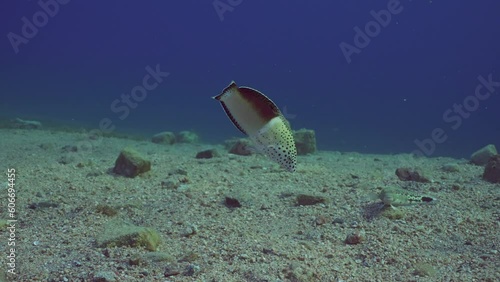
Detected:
left=2, top=0, right=499, bottom=158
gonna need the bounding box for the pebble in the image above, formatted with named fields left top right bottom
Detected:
left=195, top=149, right=220, bottom=159
left=225, top=196, right=242, bottom=208
left=395, top=167, right=430, bottom=183
left=345, top=230, right=365, bottom=245
left=92, top=271, right=118, bottom=282
left=296, top=194, right=326, bottom=206
left=332, top=218, right=345, bottom=225
left=441, top=163, right=460, bottom=172
left=483, top=155, right=500, bottom=183
left=151, top=131, right=176, bottom=145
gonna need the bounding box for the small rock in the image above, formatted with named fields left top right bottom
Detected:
left=260, top=203, right=271, bottom=210
left=86, top=171, right=102, bottom=177
left=483, top=155, right=500, bottom=183
left=78, top=160, right=95, bottom=169
left=0, top=219, right=9, bottom=229
left=96, top=204, right=118, bottom=216
left=182, top=225, right=198, bottom=237
left=183, top=264, right=200, bottom=276
left=112, top=147, right=151, bottom=178
left=61, top=145, right=78, bottom=152
left=128, top=255, right=143, bottom=266
left=441, top=163, right=460, bottom=173
left=395, top=167, right=430, bottom=182
left=195, top=149, right=220, bottom=159
left=161, top=180, right=179, bottom=190
left=315, top=215, right=329, bottom=225
left=381, top=206, right=405, bottom=220
left=345, top=230, right=365, bottom=245
left=143, top=252, right=175, bottom=263
left=179, top=252, right=199, bottom=262
left=225, top=196, right=242, bottom=208
left=471, top=144, right=497, bottom=166
left=58, top=154, right=76, bottom=165
left=151, top=131, right=176, bottom=145
left=227, top=138, right=253, bottom=156
left=332, top=218, right=345, bottom=225
left=92, top=271, right=118, bottom=282
left=176, top=131, right=199, bottom=143
left=296, top=194, right=326, bottom=206
left=39, top=143, right=54, bottom=150
left=413, top=262, right=437, bottom=277
left=164, top=265, right=182, bottom=277
left=11, top=117, right=42, bottom=129
left=28, top=201, right=59, bottom=209
left=168, top=168, right=188, bottom=176
left=293, top=129, right=317, bottom=155
left=97, top=220, right=161, bottom=251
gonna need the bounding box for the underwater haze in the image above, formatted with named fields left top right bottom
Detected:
left=1, top=0, right=499, bottom=158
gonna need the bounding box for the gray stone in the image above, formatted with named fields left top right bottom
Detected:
left=483, top=155, right=500, bottom=183
left=143, top=252, right=175, bottom=263
left=196, top=149, right=220, bottom=159
left=176, top=131, right=199, bottom=143
left=293, top=129, right=316, bottom=155
left=471, top=144, right=497, bottom=165
left=97, top=220, right=161, bottom=251
left=441, top=163, right=460, bottom=173
left=93, top=271, right=118, bottom=282
left=152, top=131, right=176, bottom=144
left=395, top=167, right=430, bottom=183
left=226, top=138, right=253, bottom=156
left=58, top=153, right=76, bottom=165
left=296, top=194, right=326, bottom=206
left=112, top=147, right=151, bottom=178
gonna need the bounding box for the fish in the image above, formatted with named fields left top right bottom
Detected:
left=213, top=81, right=297, bottom=172
left=376, top=186, right=437, bottom=207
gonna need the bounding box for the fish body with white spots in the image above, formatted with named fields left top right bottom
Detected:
left=213, top=81, right=297, bottom=172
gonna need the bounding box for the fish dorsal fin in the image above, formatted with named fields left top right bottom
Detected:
left=213, top=82, right=282, bottom=137
left=238, top=86, right=281, bottom=121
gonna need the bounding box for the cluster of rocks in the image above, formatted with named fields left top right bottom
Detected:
left=470, top=144, right=499, bottom=183
left=151, top=131, right=199, bottom=145
left=113, top=128, right=317, bottom=178
left=191, top=128, right=317, bottom=162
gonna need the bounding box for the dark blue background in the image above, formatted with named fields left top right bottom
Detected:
left=1, top=0, right=499, bottom=157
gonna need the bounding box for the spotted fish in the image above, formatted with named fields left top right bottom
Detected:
left=378, top=186, right=437, bottom=207
left=213, top=81, right=297, bottom=172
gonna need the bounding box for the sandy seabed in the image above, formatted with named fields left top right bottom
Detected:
left=0, top=128, right=498, bottom=282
